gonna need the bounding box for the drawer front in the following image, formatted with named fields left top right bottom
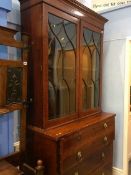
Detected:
left=60, top=118, right=115, bottom=160
left=92, top=165, right=113, bottom=175
left=63, top=166, right=112, bottom=175
left=92, top=117, right=115, bottom=134
left=61, top=135, right=113, bottom=172
left=62, top=144, right=113, bottom=175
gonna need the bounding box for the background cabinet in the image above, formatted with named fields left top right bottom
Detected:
left=19, top=0, right=115, bottom=174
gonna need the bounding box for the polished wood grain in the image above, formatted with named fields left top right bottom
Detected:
left=21, top=4, right=44, bottom=128
left=63, top=144, right=113, bottom=175
left=19, top=0, right=115, bottom=175
left=20, top=0, right=108, bottom=129
left=19, top=0, right=107, bottom=30
left=0, top=60, right=23, bottom=66
left=0, top=103, right=23, bottom=115
left=26, top=113, right=115, bottom=175
left=0, top=161, right=20, bottom=175
left=0, top=26, right=29, bottom=166
left=0, top=26, right=23, bottom=48
left=61, top=140, right=113, bottom=173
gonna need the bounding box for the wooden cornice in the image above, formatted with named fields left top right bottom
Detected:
left=19, top=0, right=108, bottom=23
left=61, top=0, right=108, bottom=22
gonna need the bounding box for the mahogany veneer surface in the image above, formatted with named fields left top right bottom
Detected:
left=19, top=0, right=115, bottom=175
left=26, top=113, right=115, bottom=175
left=0, top=161, right=19, bottom=175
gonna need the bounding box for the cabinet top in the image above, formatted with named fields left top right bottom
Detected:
left=28, top=112, right=115, bottom=141
left=19, top=0, right=108, bottom=24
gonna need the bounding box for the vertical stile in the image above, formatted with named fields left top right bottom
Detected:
left=20, top=33, right=29, bottom=153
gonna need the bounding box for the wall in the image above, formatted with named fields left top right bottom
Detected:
left=100, top=5, right=131, bottom=171
left=127, top=40, right=131, bottom=160
left=7, top=0, right=20, bottom=28
left=77, top=0, right=92, bottom=7
left=102, top=39, right=125, bottom=169
left=0, top=0, right=12, bottom=11
left=91, top=0, right=131, bottom=12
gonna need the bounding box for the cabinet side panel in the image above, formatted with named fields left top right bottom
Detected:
left=21, top=5, right=44, bottom=128
left=26, top=130, right=58, bottom=175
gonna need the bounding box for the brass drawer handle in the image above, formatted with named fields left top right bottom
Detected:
left=77, top=151, right=82, bottom=160
left=104, top=122, right=108, bottom=128
left=74, top=172, right=79, bottom=175
left=102, top=173, right=105, bottom=175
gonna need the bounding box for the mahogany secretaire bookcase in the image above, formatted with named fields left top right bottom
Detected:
left=19, top=0, right=115, bottom=174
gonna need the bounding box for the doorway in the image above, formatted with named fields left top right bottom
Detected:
left=123, top=39, right=131, bottom=175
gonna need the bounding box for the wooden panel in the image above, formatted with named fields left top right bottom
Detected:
left=42, top=113, right=115, bottom=140
left=0, top=26, right=23, bottom=48
left=0, top=26, right=18, bottom=37
left=21, top=4, right=44, bottom=128
left=61, top=130, right=114, bottom=165
left=0, top=104, right=23, bottom=115
left=60, top=117, right=114, bottom=156
left=0, top=160, right=20, bottom=175
left=92, top=165, right=113, bottom=175
left=60, top=118, right=114, bottom=174
left=0, top=60, right=23, bottom=67
left=26, top=130, right=58, bottom=175
left=0, top=36, right=24, bottom=48
left=19, top=0, right=107, bottom=31
left=63, top=144, right=113, bottom=175
left=27, top=114, right=115, bottom=175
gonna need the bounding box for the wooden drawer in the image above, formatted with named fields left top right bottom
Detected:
left=92, top=165, right=112, bottom=175
left=62, top=144, right=113, bottom=175
left=61, top=136, right=113, bottom=172
left=60, top=118, right=115, bottom=160
left=92, top=117, right=115, bottom=136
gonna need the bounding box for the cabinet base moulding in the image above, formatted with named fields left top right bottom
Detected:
left=113, top=167, right=123, bottom=175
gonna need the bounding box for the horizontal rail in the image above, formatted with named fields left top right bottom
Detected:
left=0, top=59, right=23, bottom=67
left=0, top=103, right=23, bottom=115
left=0, top=36, right=24, bottom=48
left=0, top=26, right=18, bottom=34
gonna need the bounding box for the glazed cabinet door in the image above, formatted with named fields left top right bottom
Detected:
left=79, top=22, right=103, bottom=116
left=43, top=4, right=80, bottom=128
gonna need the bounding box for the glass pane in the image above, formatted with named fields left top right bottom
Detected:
left=6, top=67, right=23, bottom=104
left=0, top=110, right=20, bottom=158
left=48, top=13, right=76, bottom=120
left=82, top=28, right=101, bottom=111
left=0, top=45, right=21, bottom=60
left=0, top=67, right=23, bottom=106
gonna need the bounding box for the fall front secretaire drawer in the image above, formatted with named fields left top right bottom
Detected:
left=60, top=117, right=115, bottom=159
